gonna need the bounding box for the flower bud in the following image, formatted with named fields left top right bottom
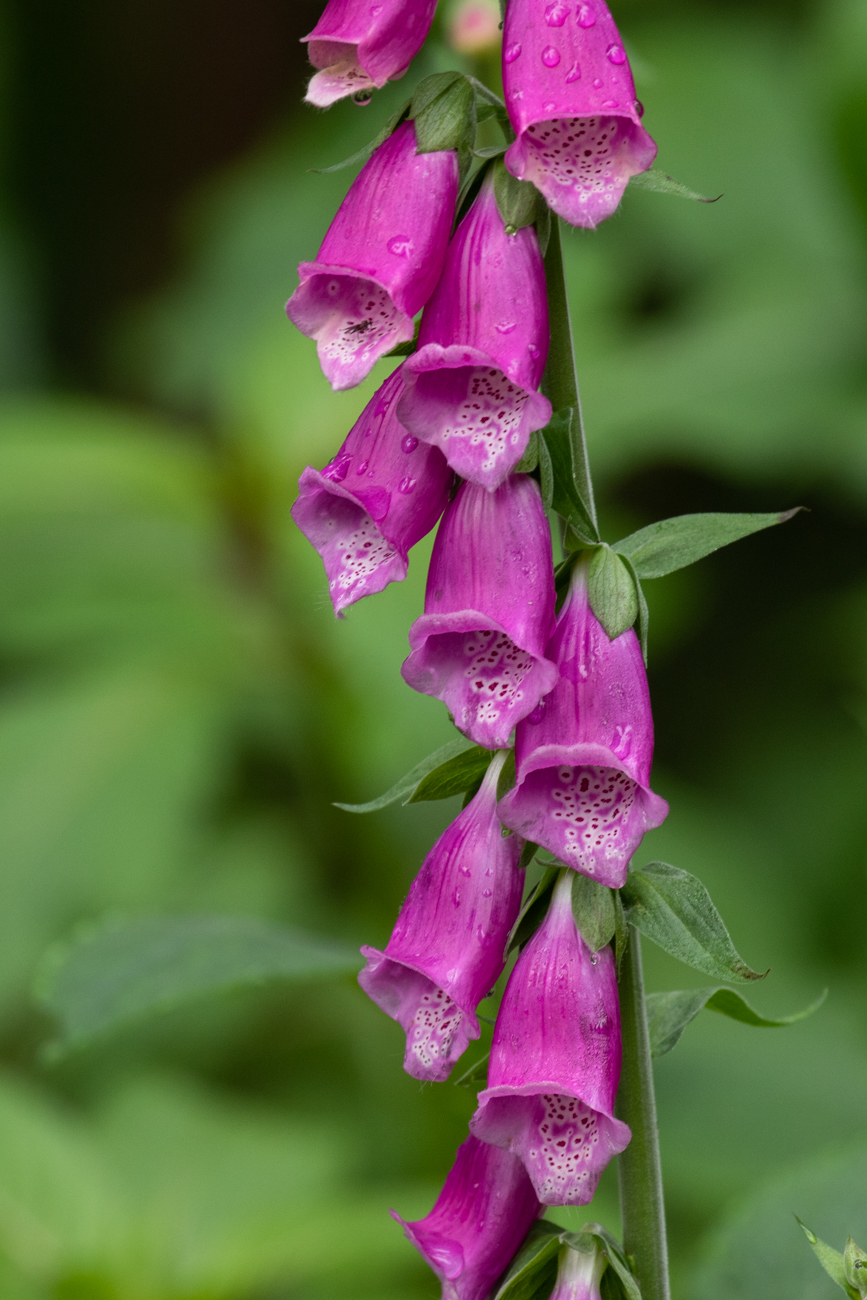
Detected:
left=550, top=1241, right=606, bottom=1300
left=303, top=0, right=438, bottom=108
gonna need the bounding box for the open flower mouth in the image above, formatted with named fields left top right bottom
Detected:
left=305, top=44, right=377, bottom=107
left=287, top=272, right=411, bottom=391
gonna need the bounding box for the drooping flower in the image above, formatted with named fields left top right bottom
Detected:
left=470, top=870, right=631, bottom=1205
left=402, top=474, right=558, bottom=749
left=392, top=1133, right=543, bottom=1300
left=291, top=368, right=452, bottom=615
left=498, top=559, right=668, bottom=887
left=359, top=750, right=525, bottom=1081
left=302, top=0, right=438, bottom=108
left=501, top=0, right=656, bottom=228
left=397, top=172, right=551, bottom=490
left=286, top=120, right=459, bottom=391
left=550, top=1241, right=606, bottom=1300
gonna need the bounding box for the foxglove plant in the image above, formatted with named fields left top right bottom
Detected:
left=549, top=1241, right=606, bottom=1300
left=302, top=0, right=439, bottom=107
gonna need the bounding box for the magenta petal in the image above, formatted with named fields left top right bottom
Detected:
left=286, top=122, right=459, bottom=390
left=502, top=0, right=657, bottom=228
left=498, top=563, right=668, bottom=885
left=358, top=751, right=525, bottom=1081
left=291, top=368, right=452, bottom=615
left=392, top=1134, right=542, bottom=1300
left=471, top=873, right=631, bottom=1205
left=303, top=0, right=438, bottom=106
left=403, top=475, right=558, bottom=749
left=398, top=175, right=551, bottom=488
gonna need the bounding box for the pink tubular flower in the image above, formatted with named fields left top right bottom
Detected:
left=402, top=475, right=558, bottom=750
left=286, top=121, right=459, bottom=391
left=302, top=0, right=438, bottom=108
left=397, top=173, right=551, bottom=490
left=358, top=750, right=525, bottom=1082
left=291, top=368, right=453, bottom=616
left=498, top=560, right=668, bottom=887
left=392, top=1133, right=542, bottom=1300
left=470, top=871, right=631, bottom=1205
left=501, top=0, right=657, bottom=228
left=550, top=1242, right=606, bottom=1299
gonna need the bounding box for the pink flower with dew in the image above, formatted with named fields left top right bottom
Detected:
left=502, top=0, right=656, bottom=228
left=303, top=0, right=438, bottom=107
left=359, top=750, right=524, bottom=1081
left=286, top=121, right=459, bottom=391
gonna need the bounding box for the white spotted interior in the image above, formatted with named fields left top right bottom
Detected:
left=440, top=368, right=529, bottom=475
left=525, top=1094, right=601, bottom=1202
left=307, top=54, right=375, bottom=108
left=524, top=116, right=623, bottom=201
left=462, top=629, right=535, bottom=727
left=329, top=519, right=397, bottom=597
left=550, top=765, right=637, bottom=869
left=317, top=277, right=402, bottom=371
left=405, top=986, right=465, bottom=1075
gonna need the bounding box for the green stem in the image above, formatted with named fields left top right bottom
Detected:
left=615, top=928, right=671, bottom=1300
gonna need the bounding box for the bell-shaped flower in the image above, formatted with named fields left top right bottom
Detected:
left=397, top=173, right=551, bottom=490
left=291, top=368, right=452, bottom=616
left=392, top=1133, right=542, bottom=1300
left=302, top=0, right=438, bottom=108
left=501, top=0, right=656, bottom=228
left=402, top=474, right=558, bottom=750
left=286, top=121, right=459, bottom=391
left=498, top=560, right=668, bottom=887
left=470, top=870, right=631, bottom=1205
left=550, top=1241, right=606, bottom=1300
left=359, top=750, right=525, bottom=1081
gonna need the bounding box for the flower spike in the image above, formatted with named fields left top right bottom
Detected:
left=392, top=1133, right=543, bottom=1300
left=302, top=0, right=438, bottom=108
left=502, top=0, right=657, bottom=228
left=470, top=871, right=631, bottom=1205
left=359, top=750, right=525, bottom=1081
left=291, top=368, right=453, bottom=616
left=398, top=171, right=551, bottom=490
left=498, top=559, right=668, bottom=886
left=403, top=474, right=558, bottom=750
left=286, top=121, right=459, bottom=391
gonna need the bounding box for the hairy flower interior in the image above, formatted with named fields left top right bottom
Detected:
left=519, top=115, right=643, bottom=225
left=306, top=43, right=375, bottom=107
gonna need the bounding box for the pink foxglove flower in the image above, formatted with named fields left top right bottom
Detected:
left=470, top=871, right=631, bottom=1205
left=398, top=173, right=551, bottom=490
left=502, top=0, right=656, bottom=228
left=550, top=1242, right=606, bottom=1299
left=498, top=560, right=668, bottom=886
left=292, top=368, right=452, bottom=615
left=392, top=1133, right=542, bottom=1300
left=359, top=750, right=524, bottom=1081
left=302, top=0, right=438, bottom=108
left=402, top=474, right=558, bottom=749
left=286, top=121, right=459, bottom=391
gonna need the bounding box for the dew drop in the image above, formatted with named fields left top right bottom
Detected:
left=387, top=234, right=414, bottom=257
left=352, top=89, right=373, bottom=106
left=504, top=41, right=522, bottom=62
left=542, top=45, right=561, bottom=67
left=370, top=3, right=383, bottom=11
left=527, top=698, right=547, bottom=724
left=602, top=98, right=618, bottom=108
left=356, top=459, right=369, bottom=475
left=398, top=476, right=416, bottom=494
left=401, top=434, right=419, bottom=453
left=576, top=3, right=596, bottom=26
left=634, top=98, right=644, bottom=117
left=565, top=60, right=581, bottom=82
left=496, top=321, right=517, bottom=334
left=607, top=43, right=626, bottom=64
left=544, top=0, right=570, bottom=25
left=544, top=100, right=556, bottom=112
left=592, top=77, right=603, bottom=88
left=528, top=342, right=540, bottom=357
left=482, top=888, right=493, bottom=897
left=323, top=454, right=350, bottom=483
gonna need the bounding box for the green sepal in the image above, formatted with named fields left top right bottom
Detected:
left=334, top=736, right=475, bottom=813
left=494, top=1221, right=563, bottom=1300
left=610, top=509, right=802, bottom=580
left=518, top=840, right=540, bottom=870
left=493, top=159, right=540, bottom=234
left=797, top=1219, right=861, bottom=1298
left=535, top=203, right=552, bottom=257
left=617, top=552, right=649, bottom=661
left=628, top=167, right=722, bottom=203
left=572, top=875, right=616, bottom=954
left=508, top=866, right=559, bottom=953
left=613, top=890, right=629, bottom=974
left=411, top=72, right=476, bottom=172
left=311, top=100, right=411, bottom=173
left=452, top=1051, right=490, bottom=1088
left=408, top=745, right=493, bottom=803
left=844, top=1238, right=867, bottom=1294
left=587, top=546, right=639, bottom=640
left=514, top=429, right=540, bottom=474
left=538, top=428, right=555, bottom=511
left=646, top=985, right=827, bottom=1058
left=539, top=409, right=600, bottom=544
left=496, top=748, right=517, bottom=800
left=561, top=1224, right=641, bottom=1300
left=621, top=862, right=767, bottom=983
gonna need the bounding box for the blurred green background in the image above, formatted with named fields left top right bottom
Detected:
left=0, top=0, right=865, bottom=1295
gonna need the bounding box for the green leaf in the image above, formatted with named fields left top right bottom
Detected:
left=538, top=427, right=554, bottom=512
left=796, top=1219, right=859, bottom=1298
left=334, top=736, right=476, bottom=812
left=572, top=875, right=616, bottom=954
left=514, top=430, right=540, bottom=474
left=587, top=547, right=639, bottom=639
left=539, top=410, right=600, bottom=544
left=494, top=1222, right=563, bottom=1300
left=628, top=167, right=721, bottom=203
left=311, top=101, right=411, bottom=173
left=621, top=862, right=767, bottom=983
left=36, top=915, right=361, bottom=1057
left=508, top=866, right=559, bottom=953
left=407, top=745, right=492, bottom=804
left=493, top=160, right=539, bottom=233
left=618, top=553, right=649, bottom=662
left=646, top=986, right=828, bottom=1058
left=496, top=748, right=517, bottom=801
left=412, top=73, right=475, bottom=157
left=844, top=1238, right=867, bottom=1294
left=452, top=1052, right=489, bottom=1089
left=611, top=510, right=802, bottom=580
left=561, top=1224, right=641, bottom=1300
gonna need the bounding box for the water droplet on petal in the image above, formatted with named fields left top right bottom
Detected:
left=504, top=41, right=522, bottom=62
left=323, top=454, right=350, bottom=483
left=602, top=98, right=618, bottom=108
left=496, top=321, right=517, bottom=334
left=542, top=45, right=561, bottom=67
left=370, top=3, right=383, bottom=12
left=634, top=98, right=644, bottom=117
left=482, top=888, right=493, bottom=897
left=401, top=434, right=419, bottom=453
left=387, top=234, right=414, bottom=257
left=398, top=476, right=416, bottom=494
left=592, top=77, right=603, bottom=88
left=544, top=100, right=556, bottom=112
left=528, top=698, right=547, bottom=724
left=565, top=60, right=581, bottom=82
left=576, top=3, right=596, bottom=26
left=356, top=459, right=369, bottom=475
left=352, top=89, right=373, bottom=106
left=545, top=0, right=570, bottom=25
left=528, top=342, right=540, bottom=357
left=607, top=43, right=626, bottom=64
